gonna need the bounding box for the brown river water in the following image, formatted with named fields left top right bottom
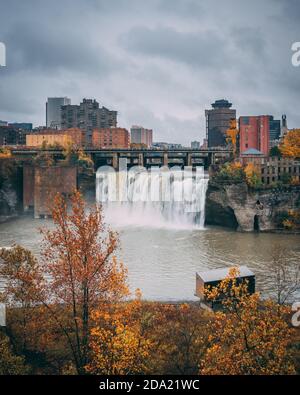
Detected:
left=0, top=215, right=300, bottom=301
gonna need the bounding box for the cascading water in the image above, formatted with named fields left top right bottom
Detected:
left=96, top=166, right=209, bottom=230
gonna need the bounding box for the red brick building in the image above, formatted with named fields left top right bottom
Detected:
left=92, top=127, right=130, bottom=149
left=239, top=115, right=270, bottom=156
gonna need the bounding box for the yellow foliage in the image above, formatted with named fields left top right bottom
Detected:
left=86, top=291, right=153, bottom=375
left=0, top=147, right=12, bottom=158
left=226, top=119, right=239, bottom=156
left=200, top=268, right=296, bottom=375
left=244, top=162, right=261, bottom=187
left=280, top=129, right=300, bottom=158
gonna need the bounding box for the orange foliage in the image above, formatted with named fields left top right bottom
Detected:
left=280, top=129, right=300, bottom=158
left=200, top=268, right=295, bottom=375
left=0, top=191, right=129, bottom=374
left=226, top=119, right=239, bottom=156
left=87, top=290, right=154, bottom=375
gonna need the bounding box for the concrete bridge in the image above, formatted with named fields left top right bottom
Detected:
left=11, top=147, right=232, bottom=170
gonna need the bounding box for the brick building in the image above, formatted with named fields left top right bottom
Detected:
left=61, top=99, right=117, bottom=144
left=26, top=128, right=86, bottom=148
left=239, top=115, right=274, bottom=156
left=130, top=126, right=153, bottom=148
left=0, top=126, right=28, bottom=146
left=205, top=100, right=236, bottom=148
left=92, top=127, right=130, bottom=149
left=240, top=151, right=300, bottom=185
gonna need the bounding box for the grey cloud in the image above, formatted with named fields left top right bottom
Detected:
left=157, top=0, right=204, bottom=18
left=3, top=22, right=117, bottom=76
left=0, top=0, right=300, bottom=142
left=120, top=26, right=229, bottom=69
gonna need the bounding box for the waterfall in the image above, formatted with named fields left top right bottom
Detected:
left=96, top=166, right=209, bottom=230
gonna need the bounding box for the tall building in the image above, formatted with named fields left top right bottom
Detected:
left=92, top=128, right=130, bottom=149
left=205, top=99, right=236, bottom=148
left=269, top=116, right=281, bottom=142
left=130, top=125, right=153, bottom=148
left=191, top=141, right=200, bottom=149
left=0, top=120, right=8, bottom=126
left=61, top=99, right=117, bottom=144
left=281, top=114, right=288, bottom=137
left=239, top=115, right=271, bottom=156
left=46, top=97, right=71, bottom=129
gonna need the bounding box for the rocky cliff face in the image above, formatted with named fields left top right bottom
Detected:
left=205, top=181, right=300, bottom=232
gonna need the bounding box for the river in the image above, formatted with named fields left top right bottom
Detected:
left=1, top=215, right=300, bottom=301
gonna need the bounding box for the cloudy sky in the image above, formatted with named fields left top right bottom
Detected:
left=0, top=0, right=299, bottom=145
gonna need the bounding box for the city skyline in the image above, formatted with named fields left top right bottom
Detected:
left=0, top=0, right=300, bottom=145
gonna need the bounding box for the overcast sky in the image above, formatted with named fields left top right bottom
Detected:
left=0, top=0, right=299, bottom=145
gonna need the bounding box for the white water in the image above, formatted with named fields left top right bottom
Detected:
left=96, top=167, right=209, bottom=230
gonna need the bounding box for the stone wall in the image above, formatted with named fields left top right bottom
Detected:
left=0, top=159, right=23, bottom=222
left=23, top=165, right=77, bottom=218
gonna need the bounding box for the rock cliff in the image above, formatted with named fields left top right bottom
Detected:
left=205, top=180, right=300, bottom=232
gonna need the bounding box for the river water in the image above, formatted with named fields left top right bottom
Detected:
left=1, top=215, right=300, bottom=301
left=1, top=168, right=300, bottom=301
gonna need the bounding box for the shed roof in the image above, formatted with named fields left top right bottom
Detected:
left=197, top=266, right=254, bottom=283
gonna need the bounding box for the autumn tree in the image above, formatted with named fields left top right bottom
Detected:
left=147, top=303, right=210, bottom=375
left=38, top=190, right=129, bottom=374
left=263, top=246, right=300, bottom=305
left=87, top=290, right=153, bottom=375
left=244, top=162, right=262, bottom=188
left=200, top=268, right=295, bottom=375
left=0, top=147, right=11, bottom=158
left=0, top=333, right=29, bottom=375
left=280, top=129, right=300, bottom=158
left=226, top=119, right=239, bottom=157
left=0, top=246, right=47, bottom=356
left=1, top=191, right=128, bottom=374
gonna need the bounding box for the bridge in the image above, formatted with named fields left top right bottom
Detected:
left=11, top=147, right=232, bottom=170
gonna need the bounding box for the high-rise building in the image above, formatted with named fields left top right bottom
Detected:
left=92, top=128, right=130, bottom=149
left=239, top=115, right=271, bottom=156
left=281, top=114, right=288, bottom=137
left=191, top=141, right=200, bottom=149
left=130, top=126, right=153, bottom=148
left=46, top=97, right=71, bottom=129
left=205, top=99, right=236, bottom=148
left=61, top=99, right=117, bottom=144
left=0, top=120, right=8, bottom=127
left=269, top=116, right=281, bottom=142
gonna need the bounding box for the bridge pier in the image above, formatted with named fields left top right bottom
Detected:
left=187, top=153, right=192, bottom=167
left=138, top=153, right=144, bottom=167
left=112, top=153, right=119, bottom=170
left=208, top=152, right=216, bottom=166
left=163, top=152, right=168, bottom=167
